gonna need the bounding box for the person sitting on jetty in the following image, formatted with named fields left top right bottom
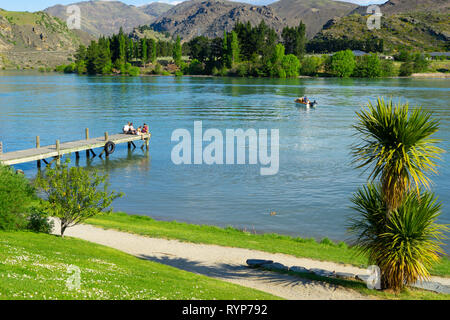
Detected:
left=128, top=123, right=137, bottom=135
left=137, top=126, right=143, bottom=135
left=142, top=123, right=149, bottom=134
left=123, top=122, right=130, bottom=134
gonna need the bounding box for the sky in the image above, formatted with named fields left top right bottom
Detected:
left=0, top=0, right=388, bottom=12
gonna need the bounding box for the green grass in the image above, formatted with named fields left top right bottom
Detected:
left=86, top=212, right=450, bottom=277
left=0, top=231, right=280, bottom=300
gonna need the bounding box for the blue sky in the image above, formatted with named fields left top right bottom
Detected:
left=0, top=0, right=388, bottom=12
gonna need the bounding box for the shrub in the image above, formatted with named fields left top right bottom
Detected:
left=399, top=61, right=414, bottom=76
left=185, top=59, right=204, bottom=75
left=353, top=54, right=382, bottom=78
left=27, top=207, right=54, bottom=234
left=0, top=165, right=35, bottom=231
left=175, top=70, right=183, bottom=77
left=326, top=50, right=356, bottom=77
left=412, top=53, right=430, bottom=73
left=300, top=56, right=322, bottom=76
left=127, top=66, right=140, bottom=77
left=380, top=59, right=396, bottom=77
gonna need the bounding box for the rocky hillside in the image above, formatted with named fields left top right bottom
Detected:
left=139, top=2, right=173, bottom=18
left=314, top=11, right=450, bottom=52
left=150, top=0, right=286, bottom=41
left=269, top=0, right=358, bottom=38
left=351, top=0, right=450, bottom=15
left=45, top=1, right=156, bottom=37
left=0, top=9, right=92, bottom=69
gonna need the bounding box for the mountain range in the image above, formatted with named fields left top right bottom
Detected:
left=43, top=0, right=363, bottom=40
left=44, top=1, right=174, bottom=37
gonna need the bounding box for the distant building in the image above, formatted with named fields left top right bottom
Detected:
left=380, top=55, right=394, bottom=60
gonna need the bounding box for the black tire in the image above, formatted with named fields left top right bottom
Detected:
left=104, top=141, right=116, bottom=156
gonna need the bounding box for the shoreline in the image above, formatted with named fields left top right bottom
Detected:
left=2, top=69, right=449, bottom=79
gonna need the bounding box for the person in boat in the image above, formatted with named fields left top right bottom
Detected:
left=304, top=96, right=310, bottom=104
left=123, top=122, right=131, bottom=134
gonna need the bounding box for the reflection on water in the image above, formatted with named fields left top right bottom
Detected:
left=0, top=71, right=449, bottom=251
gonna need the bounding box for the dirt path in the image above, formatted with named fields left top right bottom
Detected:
left=52, top=222, right=377, bottom=300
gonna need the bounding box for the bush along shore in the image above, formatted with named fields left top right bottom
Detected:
left=45, top=21, right=449, bottom=79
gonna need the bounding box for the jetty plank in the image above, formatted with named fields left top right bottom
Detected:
left=0, top=133, right=151, bottom=166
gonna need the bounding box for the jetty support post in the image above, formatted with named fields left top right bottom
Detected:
left=146, top=134, right=150, bottom=150
left=0, top=141, right=3, bottom=154
left=56, top=140, right=61, bottom=166
left=36, top=136, right=41, bottom=168
left=85, top=128, right=90, bottom=158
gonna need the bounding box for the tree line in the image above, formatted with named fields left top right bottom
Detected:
left=69, top=27, right=181, bottom=75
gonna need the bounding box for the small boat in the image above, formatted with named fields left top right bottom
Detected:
left=295, top=97, right=317, bottom=108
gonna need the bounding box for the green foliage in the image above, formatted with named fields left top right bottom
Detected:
left=399, top=61, right=414, bottom=76
left=35, top=161, right=123, bottom=237
left=281, top=54, right=300, bottom=78
left=282, top=21, right=306, bottom=58
left=412, top=53, right=430, bottom=73
left=380, top=59, right=396, bottom=77
left=353, top=54, right=382, bottom=78
left=349, top=184, right=448, bottom=291
left=326, top=50, right=356, bottom=77
left=184, top=59, right=204, bottom=75
left=353, top=98, right=443, bottom=212
left=300, top=56, right=323, bottom=76
left=0, top=166, right=35, bottom=231
left=230, top=31, right=240, bottom=65
left=173, top=35, right=182, bottom=67
left=27, top=207, right=54, bottom=234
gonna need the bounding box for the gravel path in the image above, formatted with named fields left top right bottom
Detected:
left=53, top=222, right=377, bottom=300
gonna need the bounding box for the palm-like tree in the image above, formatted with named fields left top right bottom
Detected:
left=349, top=184, right=448, bottom=291
left=350, top=98, right=447, bottom=291
left=353, top=98, right=443, bottom=213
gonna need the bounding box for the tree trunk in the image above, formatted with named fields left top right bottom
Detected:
left=60, top=221, right=67, bottom=238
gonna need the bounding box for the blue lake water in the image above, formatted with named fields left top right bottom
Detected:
left=0, top=72, right=449, bottom=247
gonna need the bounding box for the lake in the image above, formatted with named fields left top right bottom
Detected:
left=0, top=72, right=449, bottom=247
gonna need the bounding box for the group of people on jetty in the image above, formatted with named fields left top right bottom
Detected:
left=123, top=122, right=149, bottom=135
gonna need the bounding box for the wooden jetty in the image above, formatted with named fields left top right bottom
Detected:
left=0, top=128, right=151, bottom=167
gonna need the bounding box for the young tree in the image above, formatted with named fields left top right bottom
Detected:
left=230, top=31, right=240, bottom=65
left=35, top=161, right=123, bottom=237
left=173, top=35, right=182, bottom=67
left=141, top=38, right=148, bottom=67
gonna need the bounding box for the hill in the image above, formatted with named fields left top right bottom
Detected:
left=0, top=9, right=92, bottom=69
left=314, top=11, right=450, bottom=52
left=45, top=1, right=156, bottom=37
left=139, top=2, right=173, bottom=18
left=149, top=0, right=286, bottom=41
left=269, top=0, right=359, bottom=38
left=351, top=0, right=450, bottom=16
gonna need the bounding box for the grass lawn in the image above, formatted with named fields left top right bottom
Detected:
left=0, top=231, right=280, bottom=300
left=86, top=212, right=450, bottom=278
